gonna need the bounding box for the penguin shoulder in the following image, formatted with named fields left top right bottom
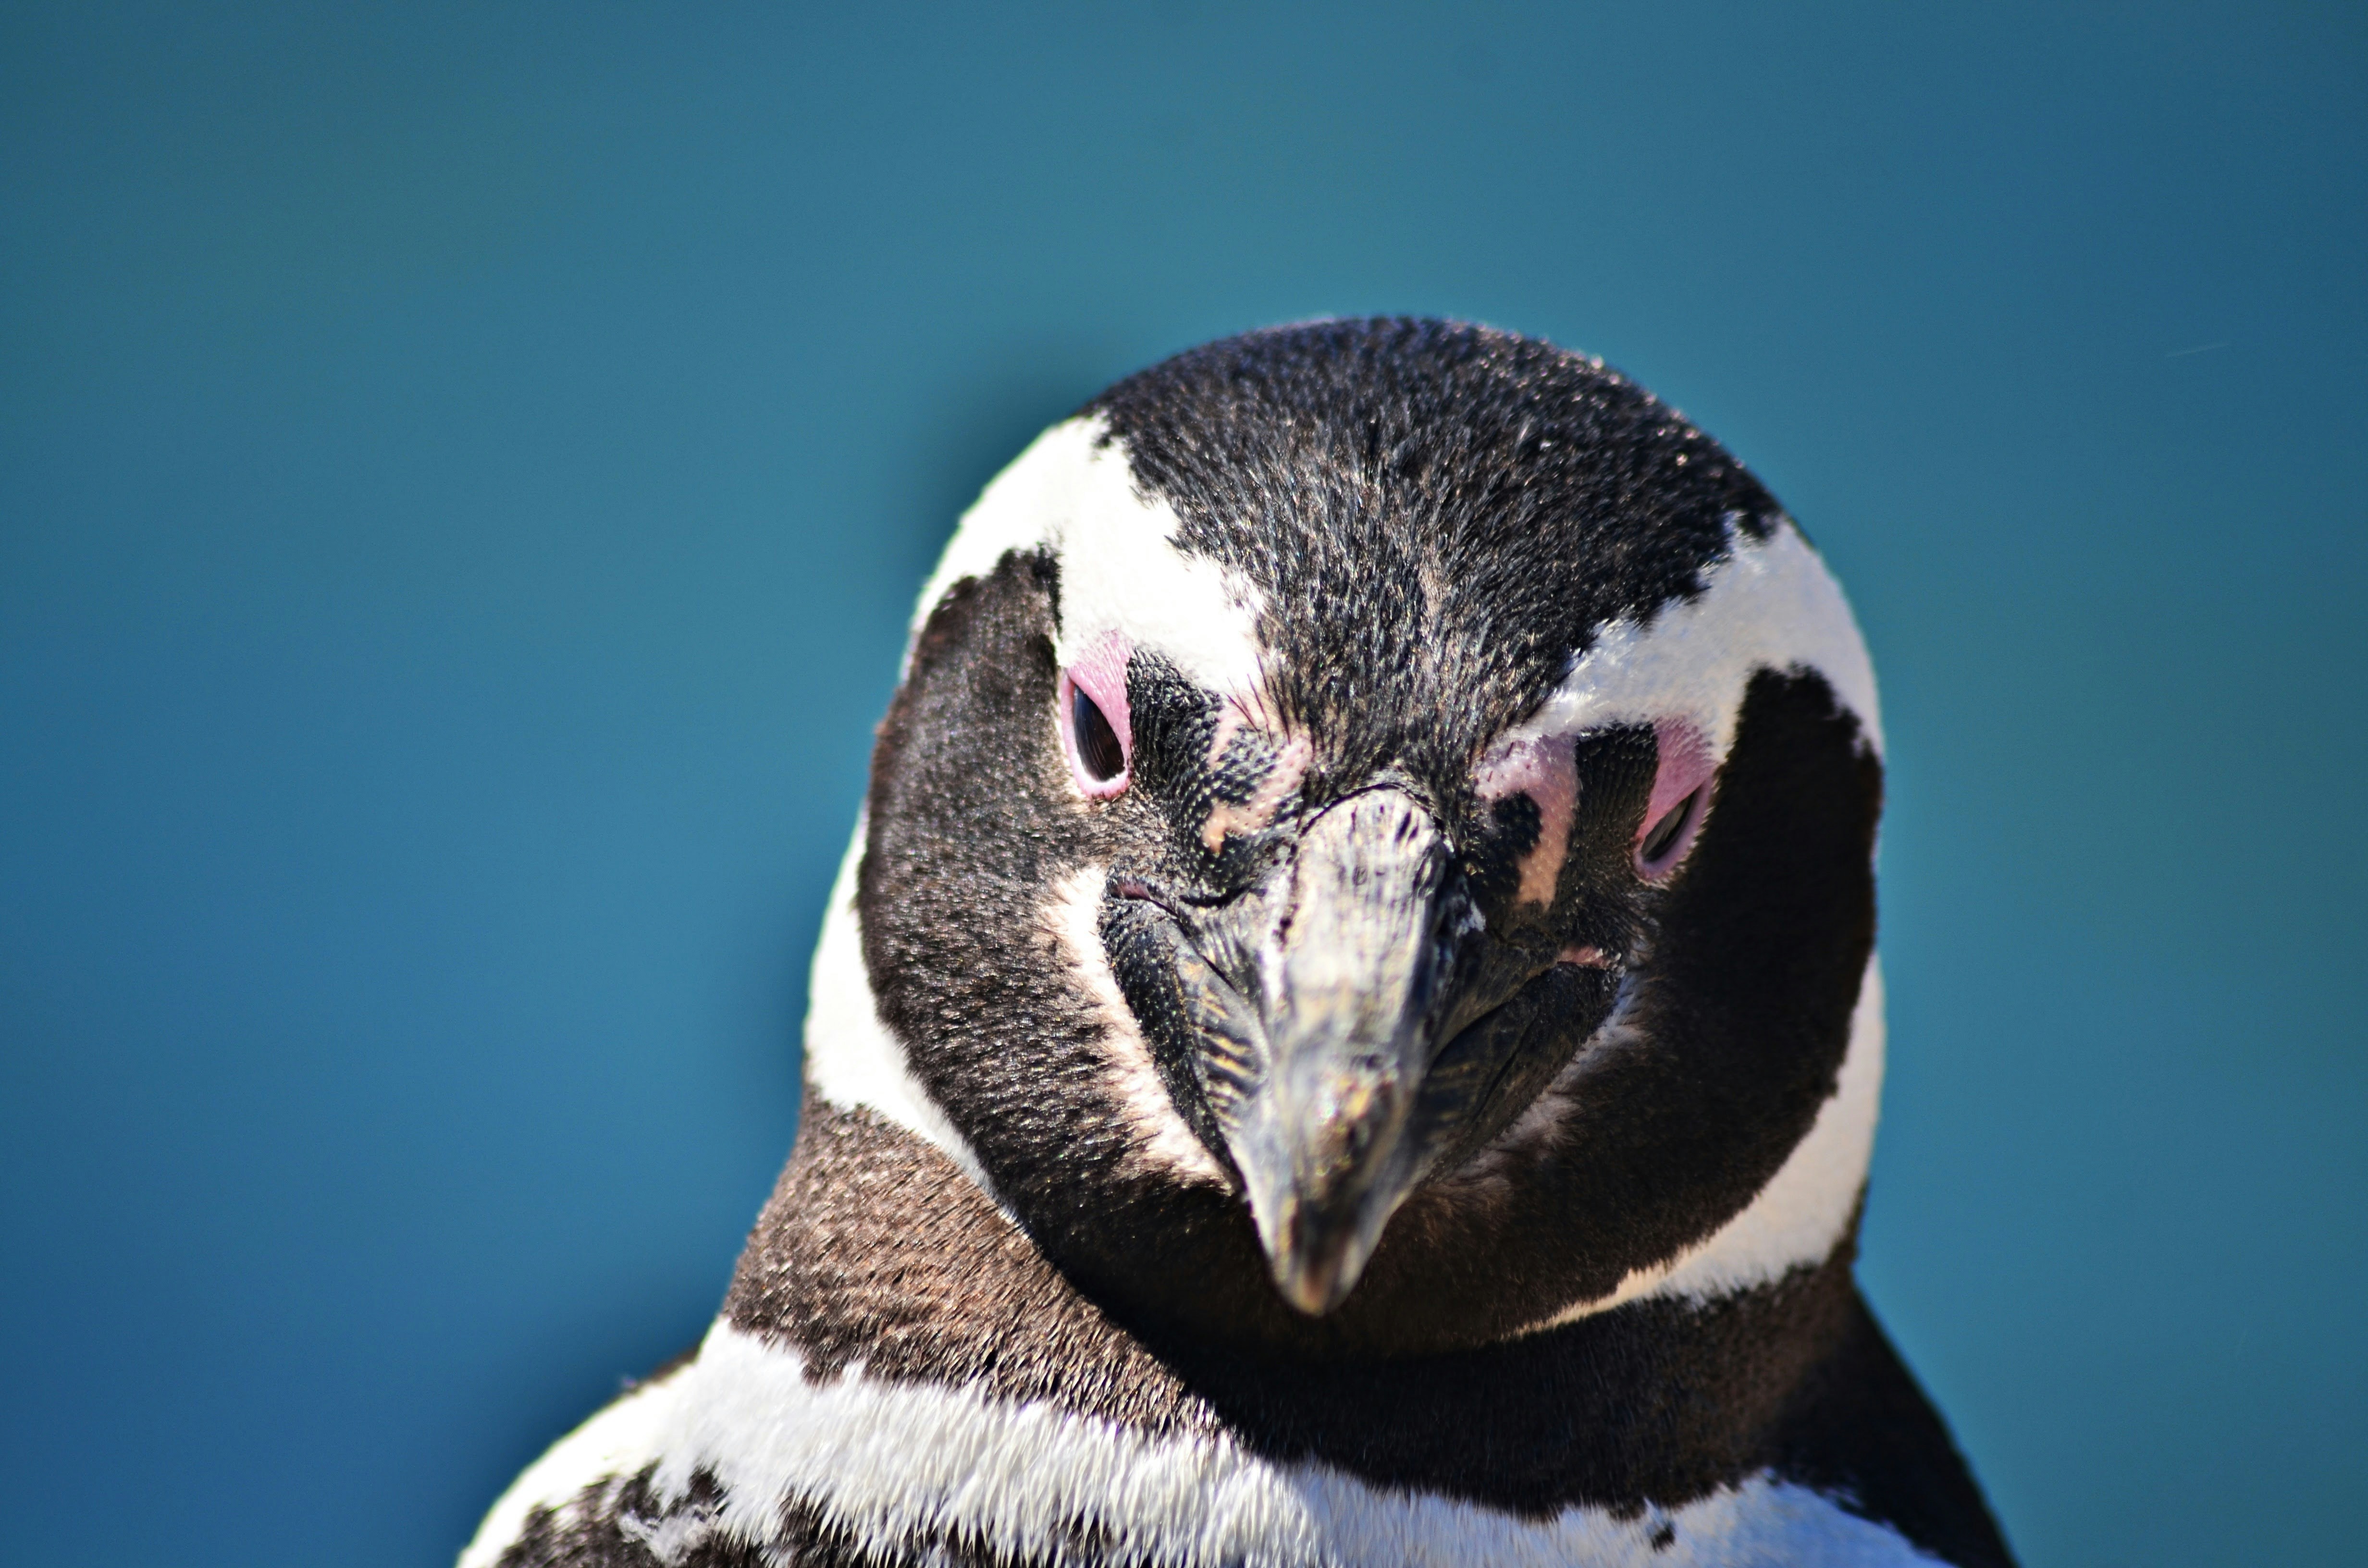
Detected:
left=456, top=1354, right=690, bottom=1568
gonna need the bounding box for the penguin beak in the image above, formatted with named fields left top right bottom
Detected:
left=1222, top=789, right=1461, bottom=1315
left=1109, top=788, right=1526, bottom=1315
left=1104, top=786, right=1617, bottom=1317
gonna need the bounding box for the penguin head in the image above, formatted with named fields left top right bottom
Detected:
left=817, top=318, right=1886, bottom=1355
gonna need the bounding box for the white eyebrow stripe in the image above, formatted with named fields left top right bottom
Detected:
left=910, top=416, right=1267, bottom=698
left=1505, top=518, right=1883, bottom=762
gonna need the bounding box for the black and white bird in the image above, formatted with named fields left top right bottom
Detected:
left=463, top=319, right=2013, bottom=1568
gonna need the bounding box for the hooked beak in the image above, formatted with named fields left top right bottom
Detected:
left=1104, top=789, right=1611, bottom=1316
left=1228, top=790, right=1458, bottom=1313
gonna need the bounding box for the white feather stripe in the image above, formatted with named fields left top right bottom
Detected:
left=456, top=1369, right=677, bottom=1568
left=796, top=813, right=1000, bottom=1200
left=1543, top=956, right=1886, bottom=1325
left=1651, top=957, right=1886, bottom=1300
left=1046, top=862, right=1231, bottom=1185
left=910, top=416, right=1267, bottom=696
left=526, top=1320, right=1943, bottom=1568
left=1508, top=517, right=1884, bottom=763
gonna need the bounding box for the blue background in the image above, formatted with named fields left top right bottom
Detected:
left=3, top=4, right=2362, bottom=1564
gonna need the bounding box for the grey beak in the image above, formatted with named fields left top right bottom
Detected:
left=1103, top=784, right=1607, bottom=1318
left=1221, top=790, right=1461, bottom=1314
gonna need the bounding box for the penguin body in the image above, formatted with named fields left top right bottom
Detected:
left=464, top=320, right=2014, bottom=1568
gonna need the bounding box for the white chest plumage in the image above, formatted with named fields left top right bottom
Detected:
left=462, top=1306, right=1938, bottom=1568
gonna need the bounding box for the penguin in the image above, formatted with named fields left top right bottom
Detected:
left=461, top=318, right=2015, bottom=1568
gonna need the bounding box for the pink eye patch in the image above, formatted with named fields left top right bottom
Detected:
left=1059, top=632, right=1134, bottom=798
left=1635, top=718, right=1715, bottom=880
left=1475, top=735, right=1578, bottom=906
left=1477, top=718, right=1718, bottom=897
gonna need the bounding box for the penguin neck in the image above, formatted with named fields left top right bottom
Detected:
left=795, top=820, right=1890, bottom=1346
left=722, top=1091, right=1870, bottom=1515
left=771, top=821, right=1892, bottom=1479
left=777, top=815, right=1885, bottom=1440
left=689, top=1124, right=2006, bottom=1568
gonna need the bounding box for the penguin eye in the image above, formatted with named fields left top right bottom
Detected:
left=1633, top=718, right=1717, bottom=880
left=1636, top=785, right=1705, bottom=878
left=1073, top=687, right=1125, bottom=781
left=1060, top=669, right=1130, bottom=796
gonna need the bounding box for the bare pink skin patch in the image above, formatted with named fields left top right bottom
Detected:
left=1058, top=630, right=1134, bottom=799
left=1476, top=735, right=1578, bottom=907
left=1200, top=708, right=1312, bottom=854
left=1636, top=718, right=1717, bottom=880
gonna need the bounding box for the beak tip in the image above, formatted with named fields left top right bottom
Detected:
left=1272, top=1260, right=1355, bottom=1317
left=1243, top=1133, right=1416, bottom=1318
left=1260, top=1221, right=1375, bottom=1317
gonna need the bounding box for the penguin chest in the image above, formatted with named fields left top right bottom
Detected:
left=464, top=1317, right=1939, bottom=1568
